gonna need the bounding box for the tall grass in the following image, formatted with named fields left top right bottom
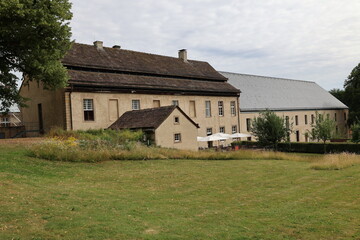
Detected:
left=29, top=128, right=360, bottom=170
left=28, top=136, right=312, bottom=163
left=310, top=153, right=360, bottom=170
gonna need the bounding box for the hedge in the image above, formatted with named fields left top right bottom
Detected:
left=232, top=141, right=360, bottom=154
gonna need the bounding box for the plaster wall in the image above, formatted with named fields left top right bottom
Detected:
left=68, top=92, right=239, bottom=147
left=240, top=109, right=349, bottom=142
left=155, top=108, right=198, bottom=151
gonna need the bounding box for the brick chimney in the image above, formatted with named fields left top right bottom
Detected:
left=93, top=41, right=103, bottom=49
left=178, top=49, right=188, bottom=62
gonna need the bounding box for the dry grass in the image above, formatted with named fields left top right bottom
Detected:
left=310, top=152, right=360, bottom=170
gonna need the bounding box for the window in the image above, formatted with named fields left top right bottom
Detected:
left=344, top=112, right=347, bottom=121
left=246, top=118, right=251, bottom=132
left=189, top=100, right=196, bottom=117
left=295, top=115, right=298, bottom=125
left=326, top=114, right=330, bottom=120
left=218, top=101, right=224, bottom=116
left=174, top=116, right=180, bottom=124
left=172, top=100, right=179, bottom=106
left=174, top=133, right=181, bottom=143
left=83, top=99, right=94, bottom=121
left=132, top=100, right=140, bottom=110
left=153, top=100, right=160, bottom=108
left=205, top=101, right=211, bottom=117
left=334, top=113, right=337, bottom=121
left=206, top=127, right=212, bottom=136
left=319, top=114, right=323, bottom=121
left=304, top=115, right=308, bottom=125
left=285, top=116, right=290, bottom=128
left=219, top=126, right=225, bottom=133
left=296, top=131, right=300, bottom=142
left=311, top=114, right=315, bottom=124
left=232, top=125, right=237, bottom=134
left=336, top=126, right=339, bottom=134
left=0, top=117, right=10, bottom=127
left=230, top=101, right=236, bottom=116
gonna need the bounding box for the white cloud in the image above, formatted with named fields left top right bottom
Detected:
left=70, top=0, right=360, bottom=90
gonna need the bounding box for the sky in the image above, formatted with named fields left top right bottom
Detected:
left=69, top=0, right=360, bottom=90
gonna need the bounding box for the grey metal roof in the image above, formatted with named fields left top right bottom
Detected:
left=220, top=71, right=348, bottom=112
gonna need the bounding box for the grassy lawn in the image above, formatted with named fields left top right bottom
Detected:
left=0, top=144, right=360, bottom=239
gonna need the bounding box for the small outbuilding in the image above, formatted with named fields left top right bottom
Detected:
left=109, top=105, right=200, bottom=151
left=0, top=104, right=24, bottom=139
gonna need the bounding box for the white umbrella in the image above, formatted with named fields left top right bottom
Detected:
left=230, top=133, right=252, bottom=138
left=197, top=134, right=229, bottom=142
left=210, top=132, right=232, bottom=139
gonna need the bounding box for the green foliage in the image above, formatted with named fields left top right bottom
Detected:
left=309, top=112, right=336, bottom=144
left=250, top=110, right=291, bottom=150
left=47, top=127, right=144, bottom=145
left=344, top=62, right=360, bottom=89
left=0, top=0, right=73, bottom=111
left=351, top=122, right=360, bottom=144
left=330, top=63, right=360, bottom=125
left=233, top=141, right=360, bottom=154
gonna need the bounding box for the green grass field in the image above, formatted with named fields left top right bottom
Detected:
left=1, top=144, right=360, bottom=240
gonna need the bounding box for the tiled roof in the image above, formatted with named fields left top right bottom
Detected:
left=108, top=105, right=199, bottom=130
left=221, top=71, right=348, bottom=112
left=63, top=43, right=228, bottom=81
left=63, top=43, right=239, bottom=96
left=68, top=70, right=239, bottom=95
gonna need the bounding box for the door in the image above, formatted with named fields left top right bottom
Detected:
left=38, top=103, right=44, bottom=134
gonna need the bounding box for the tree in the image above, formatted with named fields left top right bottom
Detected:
left=330, top=63, right=360, bottom=126
left=250, top=110, right=291, bottom=150
left=344, top=63, right=360, bottom=89
left=0, top=0, right=73, bottom=112
left=309, top=112, right=336, bottom=152
left=351, top=122, right=360, bottom=144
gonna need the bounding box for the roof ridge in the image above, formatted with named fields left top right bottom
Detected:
left=219, top=71, right=316, bottom=84
left=73, top=42, right=208, bottom=64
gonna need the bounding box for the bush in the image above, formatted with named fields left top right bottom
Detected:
left=232, top=141, right=360, bottom=154
left=277, top=142, right=360, bottom=154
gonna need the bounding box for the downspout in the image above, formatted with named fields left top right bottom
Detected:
left=236, top=95, right=241, bottom=133
left=69, top=87, right=73, bottom=130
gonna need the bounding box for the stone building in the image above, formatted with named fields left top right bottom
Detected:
left=109, top=105, right=199, bottom=151
left=20, top=41, right=240, bottom=148
left=221, top=71, right=349, bottom=142
left=0, top=104, right=24, bottom=139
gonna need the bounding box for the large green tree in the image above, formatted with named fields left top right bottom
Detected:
left=330, top=62, right=360, bottom=126
left=250, top=110, right=291, bottom=150
left=0, top=0, right=72, bottom=112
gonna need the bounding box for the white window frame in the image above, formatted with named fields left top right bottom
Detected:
left=205, top=101, right=211, bottom=117
left=83, top=99, right=94, bottom=121
left=206, top=127, right=212, bottom=136
left=132, top=100, right=140, bottom=110
left=219, top=126, right=225, bottom=133
left=232, top=125, right=237, bottom=134
left=174, top=133, right=181, bottom=143
left=230, top=101, right=236, bottom=116
left=218, top=101, right=224, bottom=116
left=1, top=117, right=10, bottom=127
